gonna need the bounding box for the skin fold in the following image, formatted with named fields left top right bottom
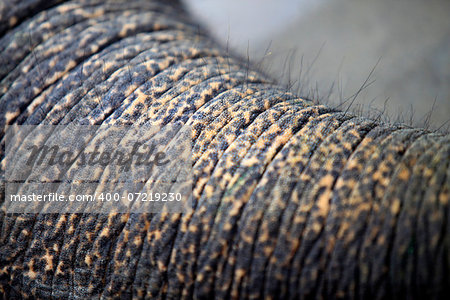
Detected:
left=0, top=0, right=449, bottom=299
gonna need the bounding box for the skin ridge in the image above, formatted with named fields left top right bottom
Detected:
left=0, top=0, right=449, bottom=299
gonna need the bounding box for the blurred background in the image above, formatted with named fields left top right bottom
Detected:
left=182, top=0, right=450, bottom=130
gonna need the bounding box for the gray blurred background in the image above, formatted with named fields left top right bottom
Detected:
left=182, top=0, right=450, bottom=130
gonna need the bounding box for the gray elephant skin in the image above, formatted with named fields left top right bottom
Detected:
left=0, top=0, right=449, bottom=299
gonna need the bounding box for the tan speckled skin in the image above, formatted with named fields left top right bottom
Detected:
left=0, top=0, right=449, bottom=299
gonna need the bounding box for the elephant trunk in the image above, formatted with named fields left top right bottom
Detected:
left=0, top=0, right=449, bottom=298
